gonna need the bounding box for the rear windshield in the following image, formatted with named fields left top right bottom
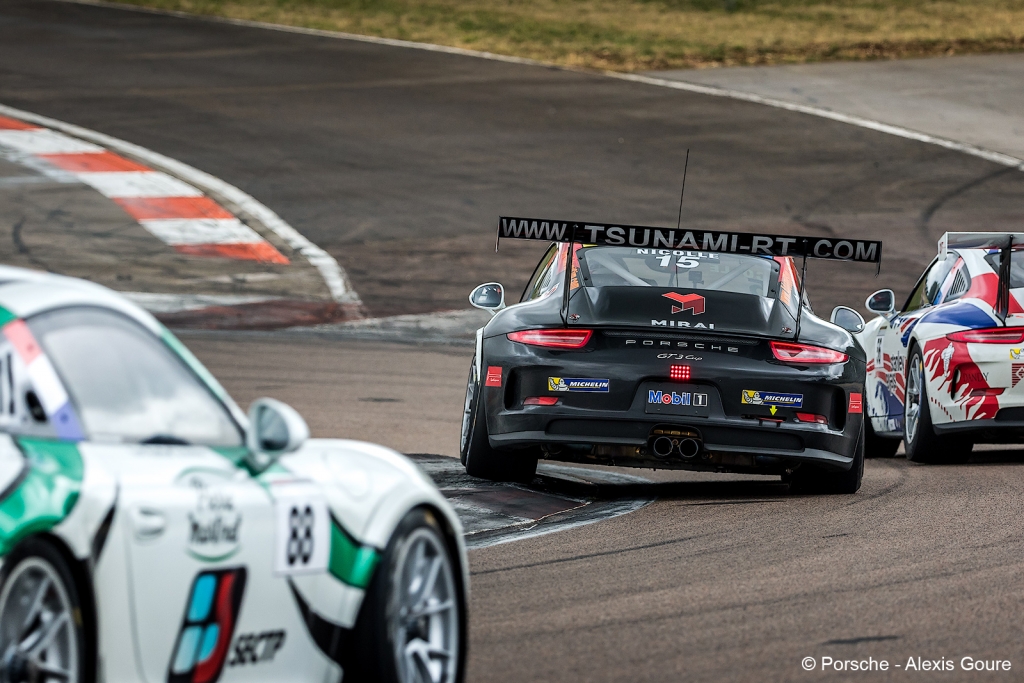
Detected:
left=577, top=247, right=779, bottom=297
left=984, top=249, right=1024, bottom=289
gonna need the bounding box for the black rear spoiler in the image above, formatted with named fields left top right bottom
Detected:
left=496, top=216, right=882, bottom=265
left=496, top=216, right=882, bottom=333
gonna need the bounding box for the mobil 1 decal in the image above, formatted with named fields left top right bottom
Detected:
left=168, top=568, right=247, bottom=683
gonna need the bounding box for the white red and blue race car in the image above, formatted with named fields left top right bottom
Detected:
left=858, top=232, right=1024, bottom=463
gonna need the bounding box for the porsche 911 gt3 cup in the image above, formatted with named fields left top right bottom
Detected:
left=858, top=232, right=1024, bottom=463
left=0, top=267, right=467, bottom=683
left=460, top=217, right=882, bottom=494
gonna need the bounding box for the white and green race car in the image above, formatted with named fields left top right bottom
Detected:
left=0, top=267, right=467, bottom=683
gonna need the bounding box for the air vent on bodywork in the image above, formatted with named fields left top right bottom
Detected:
left=946, top=269, right=970, bottom=300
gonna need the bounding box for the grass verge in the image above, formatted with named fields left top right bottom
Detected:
left=115, top=0, right=1024, bottom=71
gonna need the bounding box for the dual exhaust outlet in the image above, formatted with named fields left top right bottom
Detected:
left=648, top=426, right=702, bottom=460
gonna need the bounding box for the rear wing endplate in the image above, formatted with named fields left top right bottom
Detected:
left=497, top=216, right=882, bottom=265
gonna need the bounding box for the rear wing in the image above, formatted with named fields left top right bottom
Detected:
left=938, top=232, right=1024, bottom=322
left=938, top=232, right=1024, bottom=260
left=497, top=216, right=882, bottom=264
left=497, top=215, right=882, bottom=335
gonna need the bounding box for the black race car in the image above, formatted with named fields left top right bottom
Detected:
left=460, top=217, right=883, bottom=494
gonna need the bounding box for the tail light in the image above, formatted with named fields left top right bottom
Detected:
left=524, top=396, right=559, bottom=406
left=669, top=365, right=691, bottom=381
left=507, top=329, right=592, bottom=349
left=796, top=412, right=828, bottom=424
left=946, top=327, right=1024, bottom=344
left=770, top=341, right=849, bottom=365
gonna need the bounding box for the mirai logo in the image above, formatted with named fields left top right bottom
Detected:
left=663, top=292, right=705, bottom=315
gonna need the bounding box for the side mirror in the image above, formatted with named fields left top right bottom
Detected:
left=246, top=398, right=309, bottom=471
left=469, top=282, right=505, bottom=315
left=830, top=306, right=865, bottom=333
left=865, top=289, right=896, bottom=315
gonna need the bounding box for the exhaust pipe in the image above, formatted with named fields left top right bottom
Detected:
left=678, top=438, right=700, bottom=459
left=651, top=436, right=675, bottom=458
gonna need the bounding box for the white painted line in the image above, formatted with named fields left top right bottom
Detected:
left=77, top=170, right=203, bottom=198
left=0, top=128, right=105, bottom=155
left=609, top=72, right=1024, bottom=172
left=139, top=217, right=264, bottom=245
left=0, top=102, right=361, bottom=305
left=63, top=0, right=1024, bottom=174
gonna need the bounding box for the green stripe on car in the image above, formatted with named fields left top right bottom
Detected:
left=0, top=438, right=83, bottom=555
left=328, top=518, right=380, bottom=589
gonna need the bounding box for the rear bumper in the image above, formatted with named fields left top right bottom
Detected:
left=488, top=411, right=858, bottom=473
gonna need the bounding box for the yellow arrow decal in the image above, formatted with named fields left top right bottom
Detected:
left=769, top=406, right=777, bottom=415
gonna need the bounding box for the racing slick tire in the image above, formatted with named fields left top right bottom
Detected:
left=786, top=422, right=864, bottom=495
left=460, top=359, right=538, bottom=483
left=903, top=348, right=972, bottom=464
left=344, top=508, right=467, bottom=683
left=864, top=410, right=900, bottom=458
left=0, top=538, right=87, bottom=683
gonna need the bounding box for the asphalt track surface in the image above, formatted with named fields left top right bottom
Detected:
left=4, top=2, right=1024, bottom=680
left=4, top=0, right=1024, bottom=317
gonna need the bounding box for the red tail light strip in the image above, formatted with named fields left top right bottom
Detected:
left=770, top=341, right=849, bottom=365
left=507, top=329, right=593, bottom=349
left=946, top=327, right=1024, bottom=344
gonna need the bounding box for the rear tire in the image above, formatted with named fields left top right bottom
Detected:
left=864, top=412, right=900, bottom=458
left=460, top=358, right=537, bottom=483
left=788, top=419, right=864, bottom=495
left=903, top=348, right=972, bottom=464
left=345, top=508, right=466, bottom=683
left=0, top=538, right=86, bottom=683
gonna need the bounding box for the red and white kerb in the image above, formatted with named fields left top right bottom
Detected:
left=0, top=115, right=287, bottom=264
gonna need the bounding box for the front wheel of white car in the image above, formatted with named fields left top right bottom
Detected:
left=345, top=508, right=466, bottom=683
left=0, top=538, right=86, bottom=683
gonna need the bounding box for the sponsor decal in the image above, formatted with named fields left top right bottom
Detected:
left=1013, top=364, right=1024, bottom=388
left=1011, top=348, right=1023, bottom=361
left=849, top=393, right=863, bottom=414
left=168, top=568, right=247, bottom=683
left=496, top=218, right=882, bottom=263
left=548, top=377, right=610, bottom=392
left=485, top=366, right=502, bottom=387
left=186, top=481, right=241, bottom=562
left=228, top=630, right=286, bottom=667
left=648, top=390, right=708, bottom=407
left=941, top=343, right=954, bottom=376
left=274, top=491, right=330, bottom=576
left=663, top=292, right=705, bottom=315
left=651, top=320, right=715, bottom=329
left=741, top=390, right=803, bottom=408
left=625, top=339, right=738, bottom=353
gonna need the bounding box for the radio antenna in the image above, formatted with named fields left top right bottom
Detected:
left=676, top=149, right=690, bottom=230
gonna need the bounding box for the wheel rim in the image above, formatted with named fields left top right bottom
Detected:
left=905, top=354, right=923, bottom=445
left=0, top=557, right=79, bottom=683
left=460, top=364, right=477, bottom=456
left=390, top=528, right=459, bottom=683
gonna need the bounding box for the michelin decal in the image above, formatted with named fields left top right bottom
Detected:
left=741, top=390, right=804, bottom=408
left=548, top=377, right=610, bottom=392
